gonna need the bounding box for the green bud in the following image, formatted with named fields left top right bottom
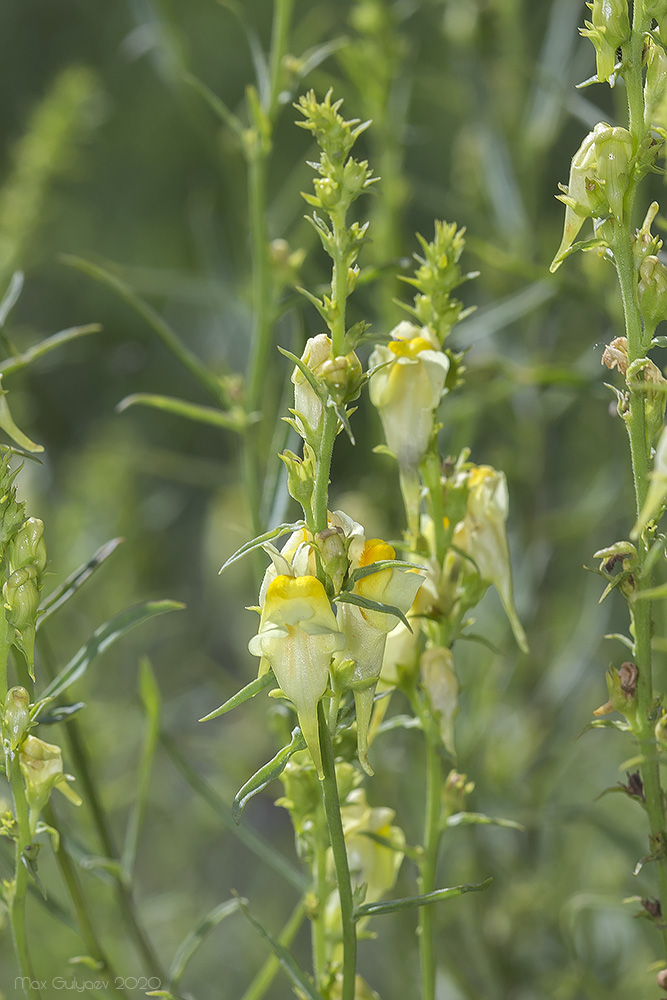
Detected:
left=3, top=686, right=30, bottom=750
left=442, top=769, right=474, bottom=818
left=639, top=255, right=667, bottom=333
left=645, top=39, right=667, bottom=130
left=316, top=525, right=348, bottom=593
left=10, top=517, right=46, bottom=575
left=594, top=125, right=633, bottom=220
left=580, top=0, right=630, bottom=83
left=4, top=565, right=39, bottom=630
left=278, top=449, right=315, bottom=509
left=633, top=202, right=662, bottom=269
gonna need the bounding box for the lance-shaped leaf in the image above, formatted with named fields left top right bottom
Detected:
left=0, top=271, right=24, bottom=327
left=334, top=591, right=412, bottom=631
left=0, top=323, right=101, bottom=379
left=199, top=673, right=274, bottom=722
left=41, top=601, right=184, bottom=700
left=235, top=895, right=321, bottom=1000
left=0, top=377, right=42, bottom=452
left=117, top=393, right=250, bottom=433
left=233, top=727, right=306, bottom=823
left=219, top=521, right=306, bottom=574
left=355, top=877, right=493, bottom=918
left=168, top=898, right=241, bottom=988
left=121, top=658, right=161, bottom=882
left=38, top=537, right=123, bottom=624
left=444, top=812, right=524, bottom=831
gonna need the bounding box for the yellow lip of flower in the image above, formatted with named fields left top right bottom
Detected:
left=249, top=574, right=345, bottom=778
left=359, top=539, right=395, bottom=567
left=388, top=336, right=434, bottom=359
left=467, top=465, right=494, bottom=489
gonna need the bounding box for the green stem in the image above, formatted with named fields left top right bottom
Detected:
left=42, top=803, right=130, bottom=1000
left=613, top=24, right=667, bottom=945
left=330, top=212, right=349, bottom=359
left=312, top=816, right=329, bottom=987
left=317, top=702, right=356, bottom=1000
left=8, top=751, right=40, bottom=1000
left=37, top=634, right=166, bottom=978
left=267, top=0, right=294, bottom=120
left=312, top=406, right=338, bottom=533
left=240, top=898, right=305, bottom=1000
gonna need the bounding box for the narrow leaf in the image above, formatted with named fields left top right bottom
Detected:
left=0, top=324, right=101, bottom=379
left=334, top=591, right=412, bottom=631
left=219, top=521, right=305, bottom=574
left=121, top=658, right=161, bottom=882
left=182, top=72, right=244, bottom=136
left=345, top=559, right=424, bottom=587
left=37, top=702, right=86, bottom=725
left=0, top=272, right=24, bottom=327
left=444, top=812, right=524, bottom=831
left=199, top=673, right=274, bottom=722
left=355, top=878, right=493, bottom=918
left=235, top=896, right=321, bottom=1000
left=38, top=537, right=123, bottom=624
left=0, top=382, right=42, bottom=452
left=117, top=392, right=249, bottom=432
left=41, top=601, right=184, bottom=700
left=277, top=346, right=326, bottom=401
left=632, top=582, right=667, bottom=601
left=61, top=255, right=228, bottom=407
left=168, top=898, right=241, bottom=987
left=233, top=727, right=306, bottom=823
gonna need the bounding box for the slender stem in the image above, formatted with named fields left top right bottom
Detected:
left=267, top=0, right=294, bottom=120
left=418, top=728, right=442, bottom=1000
left=317, top=702, right=356, bottom=1000
left=8, top=751, right=40, bottom=999
left=240, top=898, right=305, bottom=1000
left=311, top=817, right=329, bottom=987
left=330, top=213, right=349, bottom=359
left=42, top=803, right=130, bottom=999
left=312, top=406, right=339, bottom=534
left=613, top=12, right=667, bottom=950
left=36, top=634, right=166, bottom=978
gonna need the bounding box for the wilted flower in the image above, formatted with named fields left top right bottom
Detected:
left=369, top=321, right=449, bottom=471
left=248, top=574, right=345, bottom=778
left=19, top=735, right=81, bottom=836
left=453, top=466, right=528, bottom=653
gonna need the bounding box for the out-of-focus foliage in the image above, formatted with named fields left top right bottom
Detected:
left=0, top=1, right=663, bottom=998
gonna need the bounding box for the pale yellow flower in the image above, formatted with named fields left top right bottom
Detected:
left=248, top=574, right=345, bottom=778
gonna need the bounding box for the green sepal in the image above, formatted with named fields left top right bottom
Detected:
left=333, top=591, right=412, bottom=631
left=354, top=878, right=493, bottom=918
left=232, top=727, right=306, bottom=824
left=219, top=521, right=306, bottom=574
left=199, top=673, right=274, bottom=722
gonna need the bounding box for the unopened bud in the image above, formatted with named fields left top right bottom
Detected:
left=580, top=0, right=630, bottom=82
left=3, top=686, right=30, bottom=750
left=595, top=126, right=633, bottom=220
left=639, top=255, right=667, bottom=333
left=442, top=769, right=474, bottom=817
left=10, top=518, right=46, bottom=575
left=279, top=450, right=314, bottom=509
left=316, top=526, right=347, bottom=593
left=4, top=566, right=39, bottom=630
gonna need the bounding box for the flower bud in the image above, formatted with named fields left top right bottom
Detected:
left=19, top=735, right=81, bottom=836
left=442, top=769, right=474, bottom=817
left=316, top=525, right=348, bottom=594
left=580, top=0, right=630, bottom=83
left=10, top=517, right=46, bottom=575
left=420, top=646, right=459, bottom=754
left=4, top=565, right=39, bottom=673
left=639, top=255, right=667, bottom=334
left=279, top=449, right=315, bottom=510
left=3, top=686, right=30, bottom=750
left=594, top=126, right=633, bottom=220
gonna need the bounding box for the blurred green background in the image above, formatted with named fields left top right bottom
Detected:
left=1, top=1, right=665, bottom=997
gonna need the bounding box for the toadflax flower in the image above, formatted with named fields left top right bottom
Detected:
left=337, top=537, right=424, bottom=773
left=248, top=574, right=345, bottom=779
left=369, top=321, right=449, bottom=471
left=453, top=466, right=528, bottom=654
left=19, top=735, right=81, bottom=837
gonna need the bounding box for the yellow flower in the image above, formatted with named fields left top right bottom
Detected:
left=369, top=321, right=449, bottom=470
left=453, top=466, right=528, bottom=653
left=248, top=575, right=345, bottom=778
left=338, top=537, right=424, bottom=772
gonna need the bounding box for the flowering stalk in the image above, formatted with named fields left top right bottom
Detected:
left=553, top=0, right=667, bottom=970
